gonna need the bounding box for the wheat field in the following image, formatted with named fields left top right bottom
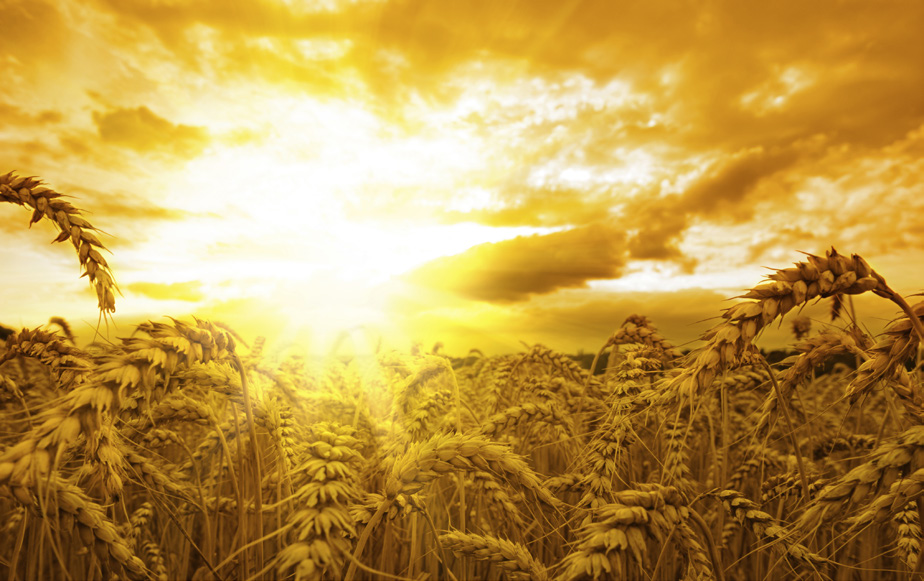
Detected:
left=2, top=172, right=924, bottom=580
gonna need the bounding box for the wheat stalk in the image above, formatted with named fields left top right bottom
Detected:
left=276, top=423, right=362, bottom=581
left=594, top=315, right=683, bottom=379
left=478, top=401, right=572, bottom=439
left=755, top=328, right=870, bottom=436
left=846, top=301, right=924, bottom=417
left=0, top=172, right=117, bottom=313
left=798, top=425, right=924, bottom=532
left=717, top=489, right=828, bottom=570
left=385, top=431, right=558, bottom=507
left=440, top=530, right=548, bottom=581
left=894, top=500, right=921, bottom=571
left=662, top=248, right=895, bottom=403
left=0, top=327, right=93, bottom=391
left=557, top=485, right=691, bottom=580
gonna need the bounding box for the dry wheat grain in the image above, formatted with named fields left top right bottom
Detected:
left=558, top=485, right=690, bottom=580
left=846, top=301, right=924, bottom=416
left=0, top=172, right=117, bottom=312
left=798, top=425, right=924, bottom=531
left=756, top=328, right=871, bottom=436
left=662, top=248, right=890, bottom=403
left=717, top=489, right=827, bottom=569
left=479, top=401, right=572, bottom=439
left=440, top=530, right=548, bottom=581
left=277, top=423, right=361, bottom=581
left=894, top=500, right=921, bottom=571
left=0, top=327, right=93, bottom=391
left=385, top=431, right=559, bottom=509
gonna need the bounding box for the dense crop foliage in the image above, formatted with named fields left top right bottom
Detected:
left=2, top=173, right=923, bottom=580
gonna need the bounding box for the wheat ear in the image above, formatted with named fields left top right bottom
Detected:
left=797, top=425, right=924, bottom=531
left=0, top=171, right=117, bottom=313
left=846, top=301, right=924, bottom=417
left=440, top=530, right=548, bottom=581
left=0, top=327, right=93, bottom=391
left=717, top=489, right=828, bottom=570
left=662, top=248, right=892, bottom=403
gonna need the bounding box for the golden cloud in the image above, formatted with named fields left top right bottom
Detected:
left=0, top=102, right=63, bottom=127
left=438, top=187, right=617, bottom=228
left=73, top=189, right=196, bottom=223
left=93, top=0, right=923, bottom=141
left=125, top=281, right=205, bottom=302
left=3, top=0, right=923, bottom=355
left=92, top=106, right=210, bottom=158
left=626, top=144, right=804, bottom=262
left=0, top=1, right=67, bottom=68
left=406, top=223, right=627, bottom=302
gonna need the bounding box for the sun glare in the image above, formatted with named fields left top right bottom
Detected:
left=144, top=106, right=572, bottom=353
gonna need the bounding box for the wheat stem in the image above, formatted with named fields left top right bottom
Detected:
left=232, top=352, right=264, bottom=573
left=758, top=357, right=809, bottom=500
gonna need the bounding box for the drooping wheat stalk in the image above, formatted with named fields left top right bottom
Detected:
left=557, top=485, right=701, bottom=580
left=717, top=489, right=828, bottom=570
left=717, top=365, right=771, bottom=393
left=10, top=474, right=148, bottom=578
left=478, top=401, right=573, bottom=439
left=385, top=431, right=559, bottom=507
left=440, top=530, right=548, bottom=581
left=846, top=301, right=924, bottom=417
left=797, top=425, right=924, bottom=531
left=662, top=248, right=900, bottom=403
left=0, top=172, right=117, bottom=313
left=468, top=469, right=526, bottom=528
left=513, top=344, right=589, bottom=386
left=0, top=327, right=93, bottom=391
left=755, top=327, right=871, bottom=436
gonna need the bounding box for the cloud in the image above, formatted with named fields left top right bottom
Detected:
left=92, top=0, right=923, bottom=145
left=745, top=226, right=820, bottom=263
left=406, top=223, right=628, bottom=302
left=0, top=102, right=63, bottom=126
left=92, top=106, right=210, bottom=158
left=726, top=125, right=924, bottom=266
left=74, top=189, right=197, bottom=223
left=391, top=286, right=729, bottom=356
left=626, top=204, right=688, bottom=262
left=125, top=281, right=205, bottom=302
left=437, top=187, right=617, bottom=228
left=0, top=0, right=68, bottom=68
left=675, top=146, right=802, bottom=217
left=3, top=0, right=922, bottom=358
left=626, top=144, right=805, bottom=264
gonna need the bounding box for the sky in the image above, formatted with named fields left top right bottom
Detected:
left=1, top=0, right=923, bottom=357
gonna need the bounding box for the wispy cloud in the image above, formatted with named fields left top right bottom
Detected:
left=125, top=281, right=205, bottom=302
left=0, top=102, right=63, bottom=127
